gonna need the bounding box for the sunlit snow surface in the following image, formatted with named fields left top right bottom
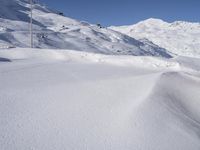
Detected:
left=1, top=0, right=200, bottom=149
left=0, top=48, right=200, bottom=150
left=110, top=18, right=200, bottom=57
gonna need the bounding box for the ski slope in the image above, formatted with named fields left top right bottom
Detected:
left=110, top=18, right=200, bottom=57
left=0, top=48, right=200, bottom=150
left=0, top=0, right=171, bottom=57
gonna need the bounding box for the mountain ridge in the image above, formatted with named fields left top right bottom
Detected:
left=110, top=18, right=200, bottom=57
left=0, top=0, right=171, bottom=58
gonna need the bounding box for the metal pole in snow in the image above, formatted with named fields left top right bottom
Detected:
left=30, top=0, right=33, bottom=48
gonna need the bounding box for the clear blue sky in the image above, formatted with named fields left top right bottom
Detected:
left=40, top=0, right=200, bottom=26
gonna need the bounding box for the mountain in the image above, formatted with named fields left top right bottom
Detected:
left=1, top=1, right=200, bottom=150
left=110, top=18, right=200, bottom=57
left=0, top=0, right=172, bottom=57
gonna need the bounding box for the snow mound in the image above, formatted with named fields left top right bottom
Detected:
left=0, top=48, right=200, bottom=150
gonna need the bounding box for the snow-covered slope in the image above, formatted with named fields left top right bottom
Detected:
left=110, top=18, right=200, bottom=57
left=1, top=1, right=200, bottom=149
left=0, top=48, right=200, bottom=150
left=0, top=0, right=171, bottom=57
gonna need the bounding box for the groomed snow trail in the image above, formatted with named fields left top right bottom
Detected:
left=0, top=48, right=200, bottom=150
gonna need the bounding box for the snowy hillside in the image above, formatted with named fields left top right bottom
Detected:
left=110, top=18, right=200, bottom=57
left=0, top=0, right=171, bottom=57
left=1, top=1, right=200, bottom=149
left=1, top=48, right=200, bottom=150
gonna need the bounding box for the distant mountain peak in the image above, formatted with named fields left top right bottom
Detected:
left=110, top=19, right=200, bottom=57
left=138, top=18, right=167, bottom=24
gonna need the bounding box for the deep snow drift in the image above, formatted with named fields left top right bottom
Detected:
left=1, top=48, right=200, bottom=150
left=110, top=18, right=200, bottom=57
left=0, top=0, right=171, bottom=57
